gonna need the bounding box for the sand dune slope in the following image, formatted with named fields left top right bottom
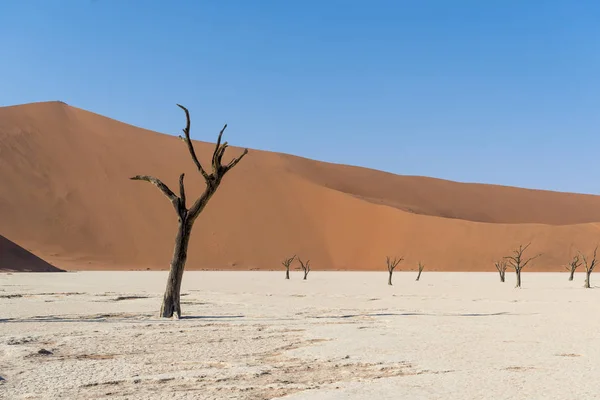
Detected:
left=1, top=101, right=599, bottom=271
left=0, top=234, right=63, bottom=272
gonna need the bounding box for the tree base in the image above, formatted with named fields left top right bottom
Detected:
left=160, top=295, right=181, bottom=319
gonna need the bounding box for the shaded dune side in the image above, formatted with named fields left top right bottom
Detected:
left=1, top=101, right=600, bottom=272
left=0, top=235, right=64, bottom=272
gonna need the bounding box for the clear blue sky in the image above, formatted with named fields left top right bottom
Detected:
left=2, top=1, right=600, bottom=193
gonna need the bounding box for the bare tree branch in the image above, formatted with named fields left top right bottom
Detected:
left=282, top=255, right=296, bottom=267
left=592, top=247, right=598, bottom=273
left=225, top=148, right=249, bottom=172
left=298, top=257, right=311, bottom=280
left=212, top=124, right=227, bottom=170
left=178, top=173, right=186, bottom=211
left=176, top=104, right=210, bottom=181
left=504, top=242, right=540, bottom=288
left=579, top=246, right=598, bottom=288
left=416, top=262, right=425, bottom=281
left=494, top=259, right=508, bottom=282
left=130, top=175, right=179, bottom=211
left=521, top=253, right=542, bottom=269
left=282, top=255, right=296, bottom=280
left=494, top=260, right=508, bottom=273
left=566, top=254, right=581, bottom=281
left=386, top=256, right=404, bottom=285
left=386, top=256, right=403, bottom=272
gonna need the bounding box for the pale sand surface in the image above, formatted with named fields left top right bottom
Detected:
left=1, top=271, right=600, bottom=399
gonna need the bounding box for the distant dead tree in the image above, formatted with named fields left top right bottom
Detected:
left=298, top=258, right=311, bottom=280
left=282, top=255, right=296, bottom=280
left=416, top=262, right=425, bottom=281
left=131, top=104, right=248, bottom=318
left=579, top=246, right=598, bottom=289
left=494, top=260, right=508, bottom=282
left=386, top=256, right=403, bottom=285
left=504, top=243, right=541, bottom=288
left=565, top=254, right=581, bottom=282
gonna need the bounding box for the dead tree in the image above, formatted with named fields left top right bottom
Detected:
left=282, top=255, right=295, bottom=280
left=386, top=256, right=403, bottom=285
left=565, top=254, right=581, bottom=281
left=494, top=260, right=508, bottom=282
left=504, top=243, right=541, bottom=288
left=131, top=104, right=248, bottom=318
left=579, top=246, right=598, bottom=289
left=416, top=262, right=425, bottom=281
left=298, top=258, right=311, bottom=280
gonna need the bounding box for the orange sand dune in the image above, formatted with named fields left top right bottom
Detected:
left=1, top=101, right=599, bottom=272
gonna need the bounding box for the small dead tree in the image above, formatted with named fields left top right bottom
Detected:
left=386, top=256, right=403, bottom=285
left=131, top=104, right=248, bottom=318
left=504, top=243, right=541, bottom=288
left=579, top=246, right=598, bottom=289
left=298, top=258, right=311, bottom=280
left=565, top=254, right=581, bottom=281
left=282, top=255, right=295, bottom=280
left=494, top=260, right=508, bottom=282
left=416, top=262, right=425, bottom=281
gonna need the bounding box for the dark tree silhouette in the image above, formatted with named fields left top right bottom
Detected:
left=131, top=104, right=248, bottom=318
left=386, top=256, right=403, bottom=286
left=416, top=262, right=425, bottom=281
left=565, top=254, right=581, bottom=282
left=282, top=255, right=296, bottom=280
left=579, top=247, right=598, bottom=289
left=504, top=243, right=541, bottom=288
left=494, top=260, right=508, bottom=282
left=298, top=257, right=311, bottom=280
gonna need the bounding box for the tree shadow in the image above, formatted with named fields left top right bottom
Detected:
left=314, top=311, right=514, bottom=319
left=0, top=313, right=246, bottom=323
left=180, top=315, right=245, bottom=320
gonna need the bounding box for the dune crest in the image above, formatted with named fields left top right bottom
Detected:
left=1, top=101, right=599, bottom=271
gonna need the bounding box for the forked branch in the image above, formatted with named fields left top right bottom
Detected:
left=580, top=247, right=599, bottom=273
left=504, top=242, right=541, bottom=288
left=386, top=256, right=404, bottom=285
left=282, top=255, right=296, bottom=280
left=282, top=255, right=296, bottom=269
left=579, top=246, right=598, bottom=288
left=298, top=257, right=311, bottom=280
left=131, top=104, right=249, bottom=223
left=176, top=104, right=209, bottom=181
left=494, top=259, right=508, bottom=282
left=504, top=243, right=541, bottom=272
left=566, top=254, right=581, bottom=281
left=386, top=256, right=403, bottom=272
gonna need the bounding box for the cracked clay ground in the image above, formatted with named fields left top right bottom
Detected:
left=1, top=271, right=600, bottom=399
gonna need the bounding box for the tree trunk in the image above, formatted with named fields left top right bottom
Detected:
left=303, top=270, right=308, bottom=280
left=160, top=218, right=192, bottom=318
left=285, top=267, right=290, bottom=280
left=416, top=270, right=422, bottom=281
left=585, top=271, right=591, bottom=288
left=499, top=271, right=505, bottom=282
left=388, top=270, right=393, bottom=285
left=515, top=269, right=521, bottom=288
left=569, top=269, right=575, bottom=281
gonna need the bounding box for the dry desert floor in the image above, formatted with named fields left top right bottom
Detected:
left=1, top=271, right=600, bottom=399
